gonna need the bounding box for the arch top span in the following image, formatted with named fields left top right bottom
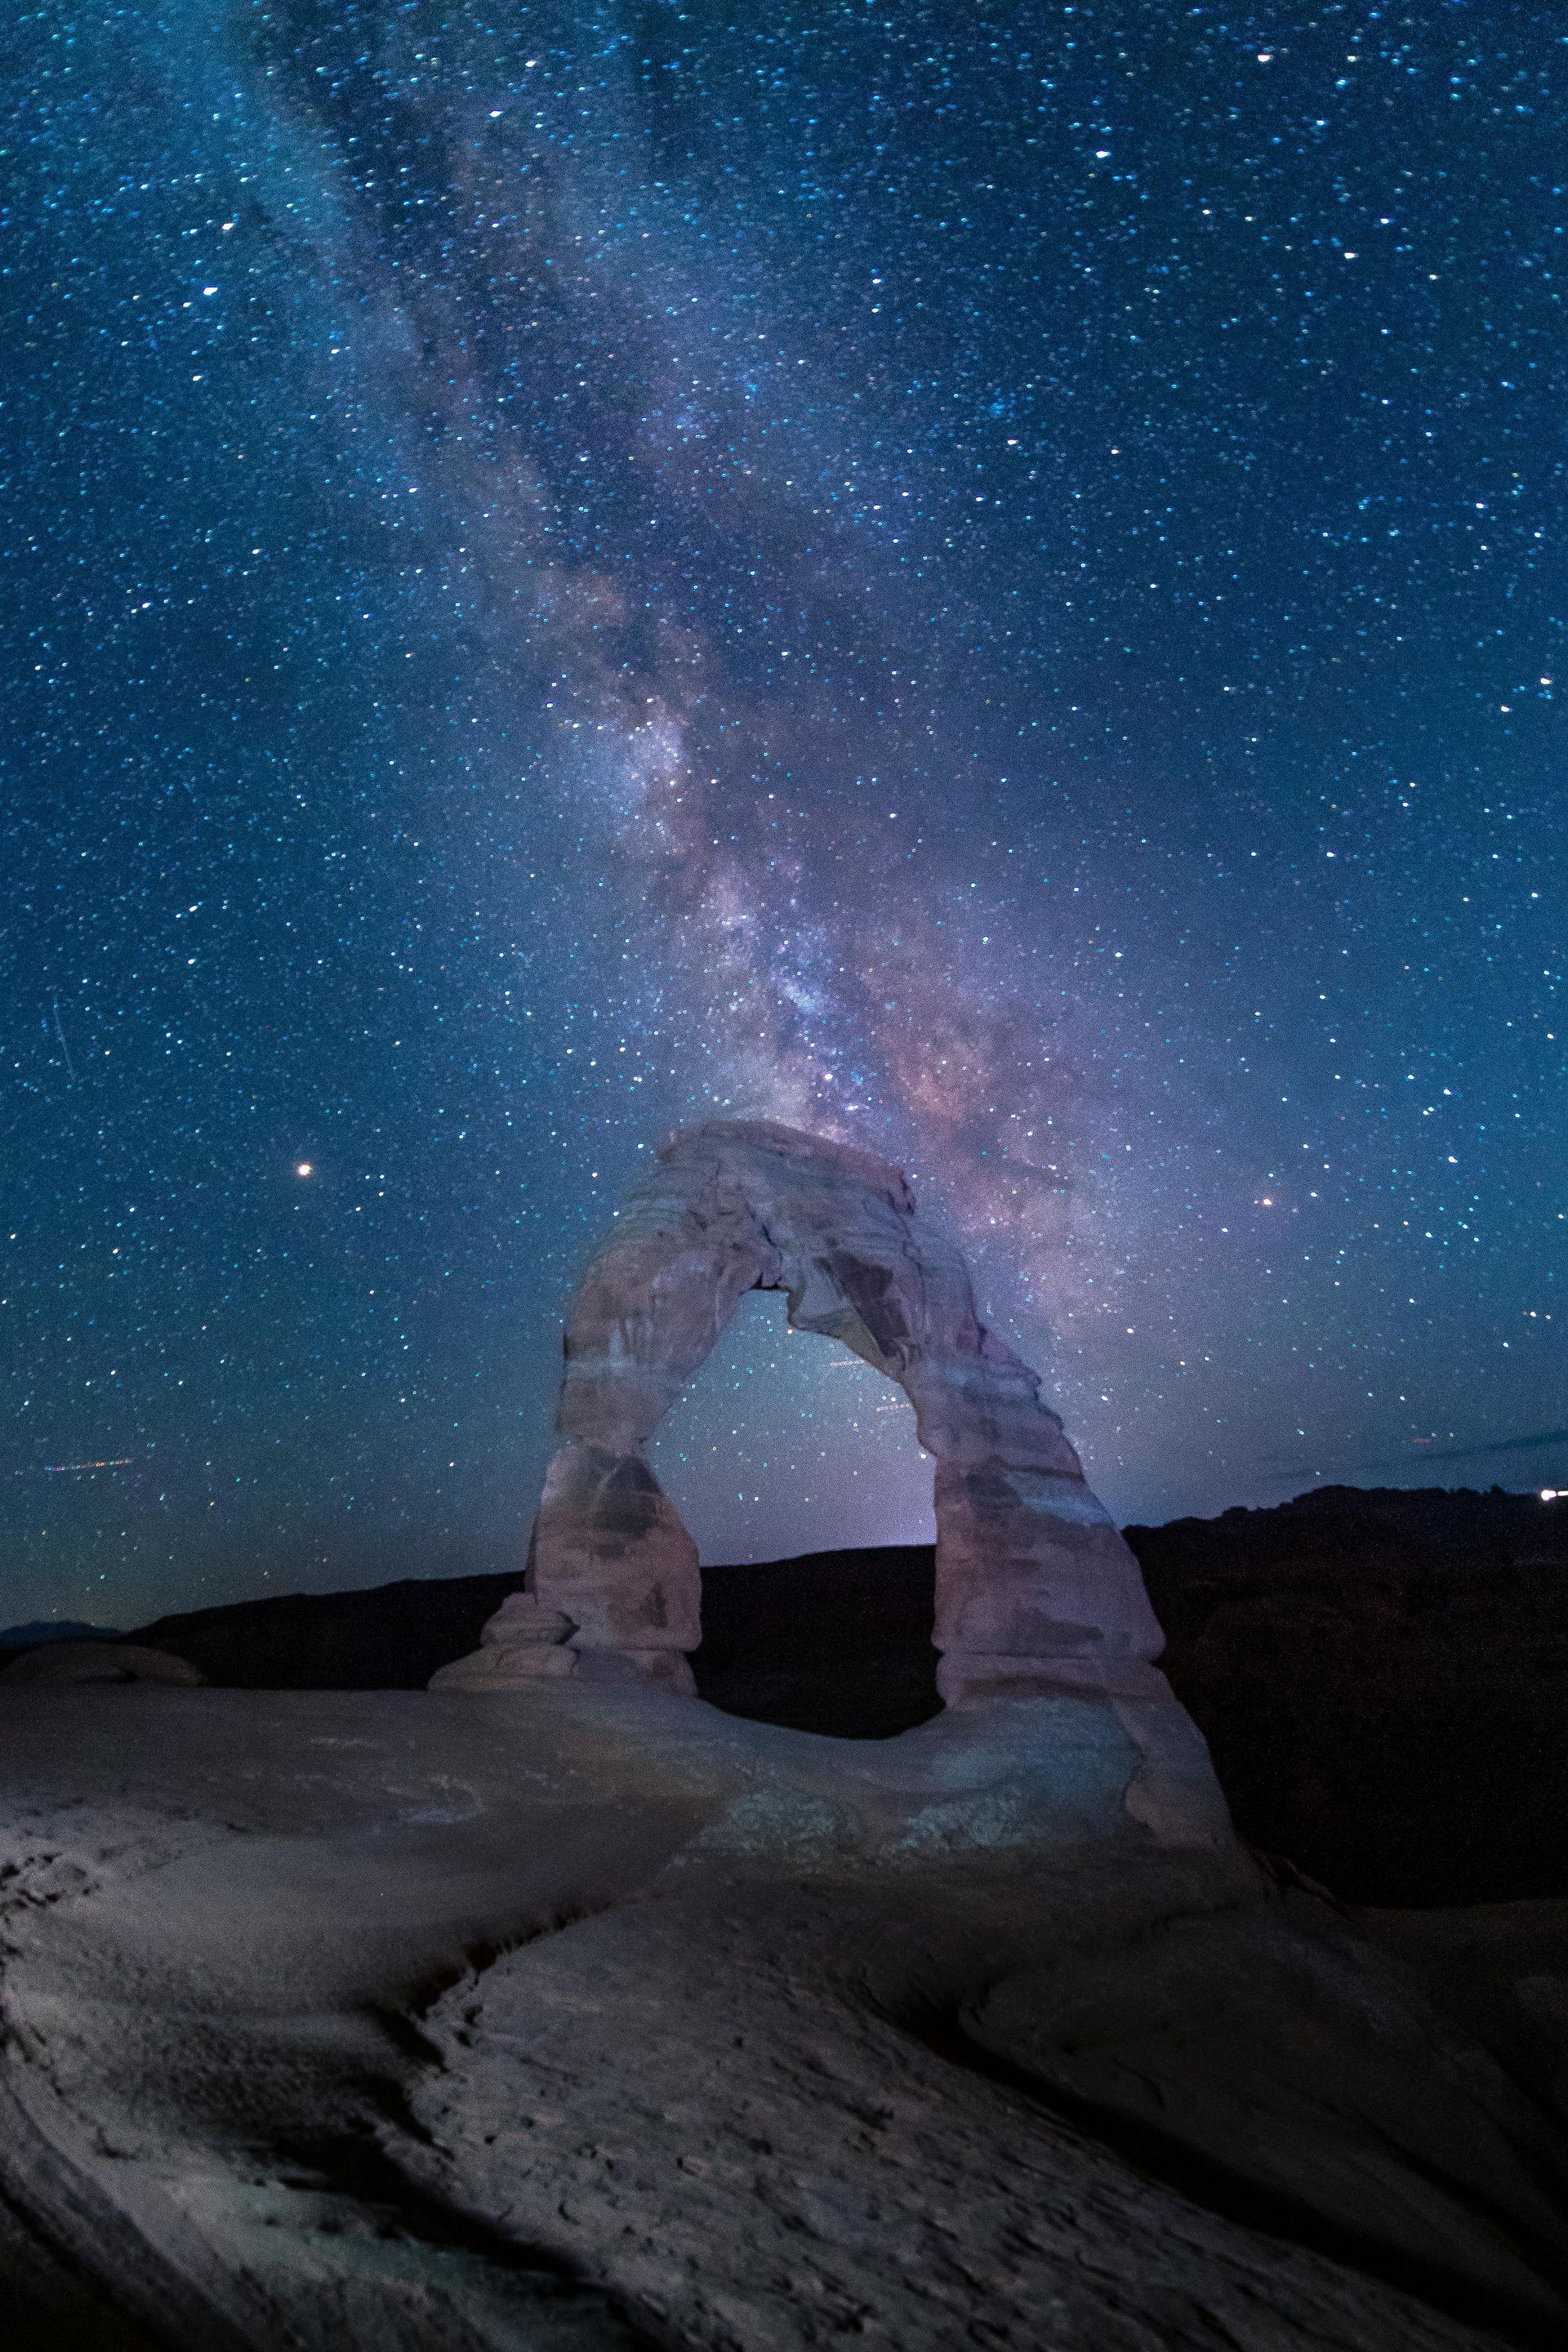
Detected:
left=443, top=1120, right=1167, bottom=1709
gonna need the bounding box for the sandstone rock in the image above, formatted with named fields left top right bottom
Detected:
left=442, top=1119, right=1168, bottom=1712
left=428, top=1641, right=578, bottom=1690
left=0, top=1639, right=204, bottom=1687
left=5, top=1684, right=1561, bottom=2346
left=428, top=1594, right=581, bottom=1688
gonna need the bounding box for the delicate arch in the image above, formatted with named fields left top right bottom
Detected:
left=443, top=1120, right=1164, bottom=1705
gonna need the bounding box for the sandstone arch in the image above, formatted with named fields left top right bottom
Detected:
left=439, top=1120, right=1169, bottom=1710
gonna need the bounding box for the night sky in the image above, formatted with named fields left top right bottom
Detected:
left=3, top=3, right=1564, bottom=1629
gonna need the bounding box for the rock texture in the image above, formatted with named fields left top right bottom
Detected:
left=437, top=1120, right=1165, bottom=1713
left=1126, top=1485, right=1568, bottom=1905
left=0, top=1641, right=203, bottom=1688
left=0, top=1683, right=1565, bottom=2350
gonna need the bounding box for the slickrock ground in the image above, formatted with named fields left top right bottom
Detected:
left=2, top=1684, right=1566, bottom=2350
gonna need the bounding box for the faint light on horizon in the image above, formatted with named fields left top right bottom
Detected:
left=1543, top=1488, right=1565, bottom=1503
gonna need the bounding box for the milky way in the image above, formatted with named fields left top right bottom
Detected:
left=2, top=4, right=1564, bottom=1620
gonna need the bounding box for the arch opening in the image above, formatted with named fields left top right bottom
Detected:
left=649, top=1287, right=938, bottom=1563
left=651, top=1287, right=942, bottom=1737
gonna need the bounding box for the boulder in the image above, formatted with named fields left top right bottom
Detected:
left=0, top=1640, right=205, bottom=1688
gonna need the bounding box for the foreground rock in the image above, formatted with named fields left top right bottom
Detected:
left=1, top=1683, right=1565, bottom=2350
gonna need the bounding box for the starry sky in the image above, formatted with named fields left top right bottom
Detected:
left=3, top=2, right=1565, bottom=1628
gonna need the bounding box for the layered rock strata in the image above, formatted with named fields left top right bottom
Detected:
left=435, top=1120, right=1172, bottom=1721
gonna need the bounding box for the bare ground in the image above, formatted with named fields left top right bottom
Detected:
left=1, top=1686, right=1565, bottom=2350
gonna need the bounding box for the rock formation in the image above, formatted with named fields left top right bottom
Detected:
left=435, top=1120, right=1166, bottom=1713
left=102, top=1483, right=1568, bottom=1903
left=0, top=1640, right=204, bottom=1687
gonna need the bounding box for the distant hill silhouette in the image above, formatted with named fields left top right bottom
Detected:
left=134, top=1574, right=519, bottom=1692
left=0, top=1618, right=118, bottom=1660
left=127, top=1552, right=941, bottom=1737
left=1125, top=1485, right=1568, bottom=1906
left=693, top=1545, right=941, bottom=1740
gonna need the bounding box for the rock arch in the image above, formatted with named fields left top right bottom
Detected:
left=439, top=1120, right=1166, bottom=1706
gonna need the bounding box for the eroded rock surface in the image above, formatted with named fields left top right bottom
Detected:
left=0, top=1685, right=1564, bottom=2351
left=438, top=1120, right=1164, bottom=1719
